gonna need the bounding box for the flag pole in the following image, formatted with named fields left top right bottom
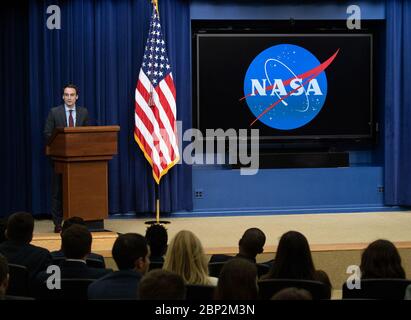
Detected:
left=145, top=179, right=170, bottom=225
left=156, top=183, right=160, bottom=224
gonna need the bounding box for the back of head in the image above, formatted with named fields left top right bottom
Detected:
left=61, top=225, right=92, bottom=259
left=61, top=217, right=86, bottom=233
left=145, top=224, right=168, bottom=257
left=239, top=228, right=266, bottom=258
left=269, top=231, right=315, bottom=280
left=215, top=258, right=258, bottom=300
left=271, top=287, right=313, bottom=300
left=139, top=269, right=186, bottom=300
left=112, top=233, right=148, bottom=271
left=163, top=230, right=209, bottom=285
left=360, top=239, right=405, bottom=279
left=6, top=212, right=34, bottom=244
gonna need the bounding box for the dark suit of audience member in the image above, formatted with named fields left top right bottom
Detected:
left=34, top=225, right=111, bottom=296
left=0, top=212, right=51, bottom=283
left=209, top=228, right=266, bottom=265
left=44, top=84, right=89, bottom=231
left=50, top=250, right=105, bottom=267
left=50, top=217, right=106, bottom=267
left=88, top=233, right=150, bottom=300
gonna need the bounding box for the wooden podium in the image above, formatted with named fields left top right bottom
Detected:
left=46, top=126, right=120, bottom=229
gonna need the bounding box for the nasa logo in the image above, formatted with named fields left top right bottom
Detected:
left=243, top=44, right=338, bottom=130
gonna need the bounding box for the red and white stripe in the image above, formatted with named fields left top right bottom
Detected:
left=134, top=69, right=179, bottom=184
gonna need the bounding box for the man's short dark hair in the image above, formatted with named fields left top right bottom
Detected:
left=63, top=84, right=78, bottom=95
left=145, top=224, right=168, bottom=257
left=6, top=212, right=34, bottom=243
left=139, top=269, right=186, bottom=300
left=112, top=233, right=148, bottom=270
left=62, top=217, right=86, bottom=233
left=239, top=228, right=266, bottom=257
left=61, top=225, right=92, bottom=259
left=0, top=253, right=9, bottom=284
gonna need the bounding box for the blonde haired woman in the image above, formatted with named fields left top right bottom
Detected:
left=163, top=230, right=218, bottom=286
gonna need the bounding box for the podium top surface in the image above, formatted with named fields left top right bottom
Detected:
left=46, top=125, right=120, bottom=159
left=54, top=125, right=120, bottom=134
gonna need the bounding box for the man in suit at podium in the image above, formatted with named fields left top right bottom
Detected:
left=44, top=84, right=89, bottom=233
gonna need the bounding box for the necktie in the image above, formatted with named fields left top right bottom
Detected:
left=68, top=110, right=74, bottom=127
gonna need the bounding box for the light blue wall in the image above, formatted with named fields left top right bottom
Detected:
left=189, top=1, right=388, bottom=215
left=192, top=165, right=385, bottom=214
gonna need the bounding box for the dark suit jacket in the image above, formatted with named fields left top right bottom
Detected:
left=50, top=250, right=106, bottom=268
left=88, top=270, right=143, bottom=300
left=34, top=260, right=112, bottom=299
left=0, top=240, right=51, bottom=280
left=35, top=260, right=111, bottom=284
left=44, top=105, right=89, bottom=142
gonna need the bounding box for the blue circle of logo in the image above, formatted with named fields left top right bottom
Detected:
left=244, top=44, right=327, bottom=130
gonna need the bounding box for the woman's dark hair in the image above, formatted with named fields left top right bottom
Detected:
left=360, top=239, right=406, bottom=279
left=265, top=231, right=316, bottom=280
left=214, top=258, right=258, bottom=300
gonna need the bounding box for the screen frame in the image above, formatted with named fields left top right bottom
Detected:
left=192, top=20, right=379, bottom=148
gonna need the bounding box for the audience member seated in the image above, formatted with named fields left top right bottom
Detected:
left=360, top=239, right=406, bottom=279
left=0, top=253, right=9, bottom=300
left=271, top=287, right=313, bottom=300
left=88, top=233, right=150, bottom=299
left=163, top=230, right=218, bottom=286
left=145, top=223, right=168, bottom=264
left=139, top=269, right=186, bottom=300
left=209, top=228, right=266, bottom=265
left=214, top=258, right=258, bottom=300
left=34, top=224, right=111, bottom=295
left=0, top=212, right=51, bottom=281
left=50, top=217, right=105, bottom=267
left=261, top=230, right=331, bottom=298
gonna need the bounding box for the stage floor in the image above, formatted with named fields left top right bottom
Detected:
left=34, top=211, right=411, bottom=251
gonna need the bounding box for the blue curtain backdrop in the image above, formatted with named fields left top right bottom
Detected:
left=385, top=0, right=411, bottom=205
left=0, top=0, right=192, bottom=218
left=0, top=2, right=31, bottom=216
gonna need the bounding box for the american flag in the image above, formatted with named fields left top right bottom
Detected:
left=134, top=3, right=179, bottom=184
